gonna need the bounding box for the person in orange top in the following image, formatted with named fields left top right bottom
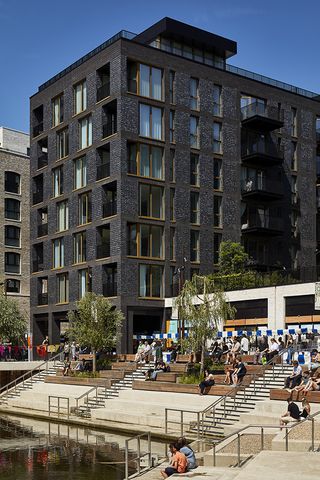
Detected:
left=161, top=443, right=188, bottom=478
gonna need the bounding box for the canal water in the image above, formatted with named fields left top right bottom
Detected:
left=0, top=415, right=166, bottom=480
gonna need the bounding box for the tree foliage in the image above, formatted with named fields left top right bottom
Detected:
left=218, top=241, right=249, bottom=274
left=67, top=293, right=124, bottom=371
left=0, top=292, right=27, bottom=343
left=174, top=275, right=235, bottom=373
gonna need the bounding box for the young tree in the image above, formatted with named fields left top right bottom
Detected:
left=175, top=275, right=235, bottom=374
left=67, top=292, right=124, bottom=372
left=218, top=241, right=249, bottom=274
left=0, top=292, right=27, bottom=343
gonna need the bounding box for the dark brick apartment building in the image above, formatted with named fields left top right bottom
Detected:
left=30, top=17, right=320, bottom=350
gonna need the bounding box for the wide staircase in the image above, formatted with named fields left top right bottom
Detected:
left=74, top=362, right=154, bottom=417
left=189, top=363, right=294, bottom=438
left=0, top=355, right=64, bottom=406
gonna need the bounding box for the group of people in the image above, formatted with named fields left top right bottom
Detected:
left=280, top=397, right=311, bottom=427
left=145, top=361, right=170, bottom=381
left=160, top=437, right=196, bottom=478
left=284, top=362, right=320, bottom=394
left=134, top=340, right=163, bottom=363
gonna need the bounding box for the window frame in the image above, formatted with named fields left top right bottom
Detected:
left=52, top=166, right=63, bottom=198
left=73, top=156, right=87, bottom=189
left=78, top=192, right=91, bottom=225
left=73, top=231, right=87, bottom=264
left=4, top=198, right=21, bottom=221
left=128, top=143, right=164, bottom=180
left=139, top=264, right=163, bottom=298
left=57, top=273, right=69, bottom=304
left=52, top=94, right=64, bottom=127
left=139, top=183, right=164, bottom=220
left=52, top=237, right=65, bottom=269
left=56, top=200, right=69, bottom=232
left=79, top=115, right=93, bottom=149
left=139, top=104, right=163, bottom=141
left=73, top=79, right=87, bottom=115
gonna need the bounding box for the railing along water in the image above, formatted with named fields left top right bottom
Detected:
left=48, top=395, right=70, bottom=419
left=124, top=432, right=152, bottom=480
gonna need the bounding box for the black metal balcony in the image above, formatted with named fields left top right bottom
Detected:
left=241, top=178, right=283, bottom=201
left=102, top=201, right=117, bottom=218
left=103, top=282, right=117, bottom=297
left=37, top=153, right=48, bottom=169
left=241, top=134, right=283, bottom=166
left=97, top=243, right=110, bottom=259
left=97, top=83, right=110, bottom=102
left=97, top=163, right=110, bottom=180
left=102, top=121, right=116, bottom=138
left=241, top=214, right=283, bottom=236
left=37, top=223, right=48, bottom=237
left=33, top=261, right=44, bottom=272
left=33, top=123, right=43, bottom=138
left=38, top=293, right=48, bottom=305
left=33, top=191, right=43, bottom=205
left=241, top=102, right=284, bottom=131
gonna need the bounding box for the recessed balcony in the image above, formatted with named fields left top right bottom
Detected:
left=241, top=102, right=283, bottom=132
left=241, top=178, right=283, bottom=201
left=241, top=133, right=283, bottom=166
left=38, top=293, right=48, bottom=305
left=241, top=214, right=283, bottom=236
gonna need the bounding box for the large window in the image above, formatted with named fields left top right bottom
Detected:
left=169, top=110, right=175, bottom=143
left=213, top=85, right=222, bottom=116
left=139, top=184, right=164, bottom=219
left=53, top=238, right=64, bottom=268
left=127, top=224, right=163, bottom=258
left=79, top=116, right=92, bottom=149
left=190, top=116, right=199, bottom=148
left=56, top=200, right=68, bottom=232
left=212, top=122, right=222, bottom=153
left=79, top=192, right=91, bottom=225
left=6, top=279, right=20, bottom=293
left=291, top=107, right=297, bottom=137
left=74, top=80, right=87, bottom=115
left=128, top=143, right=163, bottom=179
left=128, top=62, right=163, bottom=100
left=190, top=230, right=200, bottom=262
left=169, top=70, right=176, bottom=104
left=190, top=78, right=199, bottom=110
left=214, top=196, right=222, bottom=227
left=57, top=128, right=69, bottom=159
left=57, top=273, right=69, bottom=303
left=79, top=268, right=91, bottom=299
left=5, top=172, right=20, bottom=194
left=52, top=167, right=63, bottom=197
left=74, top=156, right=87, bottom=189
left=214, top=158, right=223, bottom=190
left=52, top=94, right=64, bottom=127
left=190, top=154, right=199, bottom=186
left=190, top=191, right=200, bottom=224
left=73, top=231, right=87, bottom=264
left=5, top=198, right=20, bottom=220
left=5, top=225, right=20, bottom=247
left=139, top=104, right=163, bottom=140
left=139, top=264, right=163, bottom=298
left=5, top=252, right=20, bottom=273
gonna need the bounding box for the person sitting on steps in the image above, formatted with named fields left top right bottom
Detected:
left=198, top=370, right=215, bottom=395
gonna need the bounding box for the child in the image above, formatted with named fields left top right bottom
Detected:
left=160, top=443, right=187, bottom=478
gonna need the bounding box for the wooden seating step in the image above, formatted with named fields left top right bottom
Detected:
left=111, top=362, right=137, bottom=371
left=176, top=354, right=193, bottom=363
left=132, top=380, right=237, bottom=396
left=154, top=372, right=178, bottom=383
left=44, top=376, right=113, bottom=388
left=270, top=388, right=320, bottom=403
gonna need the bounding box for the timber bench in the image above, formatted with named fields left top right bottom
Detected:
left=111, top=362, right=137, bottom=371
left=270, top=388, right=320, bottom=403
left=132, top=380, right=237, bottom=396
left=154, top=372, right=178, bottom=382
left=45, top=376, right=114, bottom=388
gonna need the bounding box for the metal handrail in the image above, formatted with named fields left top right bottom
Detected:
left=0, top=352, right=62, bottom=401
left=75, top=386, right=99, bottom=412
left=48, top=395, right=70, bottom=419
left=210, top=408, right=320, bottom=466
left=164, top=349, right=291, bottom=439
left=124, top=431, right=152, bottom=480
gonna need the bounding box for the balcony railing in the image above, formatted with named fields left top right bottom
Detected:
left=241, top=177, right=282, bottom=196
left=97, top=244, right=110, bottom=259
left=38, top=293, right=48, bottom=305
left=102, top=201, right=116, bottom=218
left=33, top=191, right=43, bottom=205
left=241, top=102, right=283, bottom=123
left=241, top=213, right=283, bottom=232
left=37, top=223, right=48, bottom=237
left=33, top=261, right=44, bottom=272
left=103, top=282, right=117, bottom=297
left=102, top=121, right=116, bottom=138
left=33, top=123, right=43, bottom=138
left=97, top=83, right=110, bottom=102
left=241, top=134, right=283, bottom=161
left=97, top=163, right=110, bottom=180
left=37, top=153, right=48, bottom=169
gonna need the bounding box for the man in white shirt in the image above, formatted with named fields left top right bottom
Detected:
left=226, top=337, right=241, bottom=363
left=241, top=335, right=249, bottom=354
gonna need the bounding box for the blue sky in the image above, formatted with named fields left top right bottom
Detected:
left=0, top=0, right=319, bottom=132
